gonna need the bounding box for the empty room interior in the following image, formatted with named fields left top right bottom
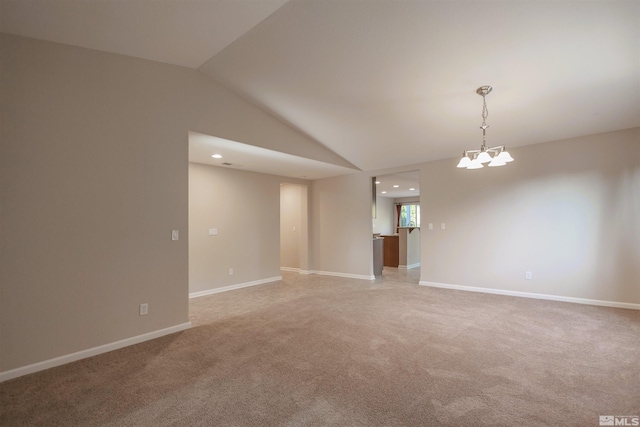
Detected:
left=1, top=1, right=639, bottom=426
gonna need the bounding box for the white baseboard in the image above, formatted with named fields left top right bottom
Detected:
left=419, top=281, right=640, bottom=310
left=311, top=270, right=376, bottom=281
left=0, top=322, right=192, bottom=383
left=189, top=276, right=282, bottom=299
left=281, top=267, right=374, bottom=280
left=398, top=263, right=420, bottom=270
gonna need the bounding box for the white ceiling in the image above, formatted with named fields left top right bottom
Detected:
left=0, top=0, right=288, bottom=68
left=2, top=0, right=638, bottom=177
left=189, top=131, right=358, bottom=180
left=190, top=133, right=420, bottom=192
left=375, top=171, right=420, bottom=199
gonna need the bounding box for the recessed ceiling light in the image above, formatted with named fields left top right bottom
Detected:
left=393, top=185, right=399, bottom=188
left=381, top=191, right=387, bottom=194
left=375, top=181, right=380, bottom=184
left=409, top=188, right=415, bottom=191
left=211, top=154, right=222, bottom=159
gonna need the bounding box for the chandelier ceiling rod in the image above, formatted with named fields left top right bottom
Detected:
left=456, top=85, right=514, bottom=169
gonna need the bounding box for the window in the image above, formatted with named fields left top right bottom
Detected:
left=400, top=204, right=420, bottom=227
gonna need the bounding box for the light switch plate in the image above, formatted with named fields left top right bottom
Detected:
left=171, top=230, right=179, bottom=240
left=209, top=228, right=218, bottom=236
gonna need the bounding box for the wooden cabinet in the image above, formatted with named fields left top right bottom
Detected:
left=381, top=235, right=399, bottom=267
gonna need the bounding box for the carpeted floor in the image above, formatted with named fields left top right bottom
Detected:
left=1, top=269, right=639, bottom=426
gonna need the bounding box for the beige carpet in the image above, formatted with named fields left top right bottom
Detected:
left=1, top=269, right=639, bottom=426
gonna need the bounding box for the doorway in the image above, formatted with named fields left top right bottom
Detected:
left=280, top=183, right=309, bottom=274
left=373, top=171, right=421, bottom=280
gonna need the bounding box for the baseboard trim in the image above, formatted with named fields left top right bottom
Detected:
left=311, top=270, right=376, bottom=281
left=281, top=267, right=374, bottom=280
left=0, top=322, right=192, bottom=383
left=280, top=267, right=316, bottom=275
left=419, top=281, right=640, bottom=310
left=398, top=263, right=420, bottom=270
left=189, top=276, right=282, bottom=299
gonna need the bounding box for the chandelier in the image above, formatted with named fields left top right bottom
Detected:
left=456, top=85, right=514, bottom=169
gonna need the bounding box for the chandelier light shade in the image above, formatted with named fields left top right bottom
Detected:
left=457, top=85, right=514, bottom=169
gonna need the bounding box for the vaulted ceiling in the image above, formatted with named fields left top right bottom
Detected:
left=2, top=0, right=638, bottom=174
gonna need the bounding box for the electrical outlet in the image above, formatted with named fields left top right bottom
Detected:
left=525, top=271, right=532, bottom=280
left=171, top=230, right=179, bottom=241
left=139, top=303, right=149, bottom=316
left=229, top=268, right=234, bottom=276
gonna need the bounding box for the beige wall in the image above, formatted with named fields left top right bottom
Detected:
left=189, top=163, right=283, bottom=293
left=399, top=228, right=420, bottom=268
left=373, top=195, right=394, bottom=235
left=0, top=34, right=344, bottom=374
left=310, top=173, right=373, bottom=278
left=419, top=128, right=640, bottom=304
